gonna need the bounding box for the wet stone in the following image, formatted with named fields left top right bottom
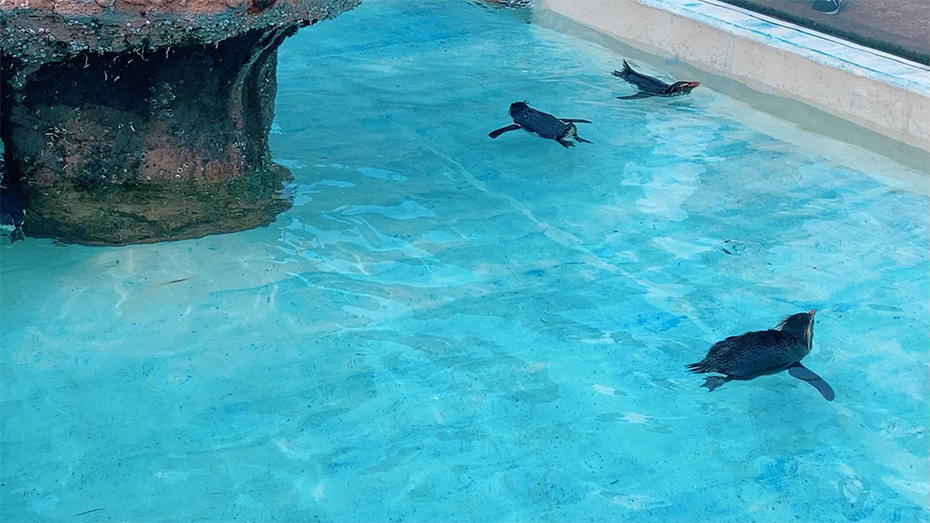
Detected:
left=0, top=0, right=360, bottom=245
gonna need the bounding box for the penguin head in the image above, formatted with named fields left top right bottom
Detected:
left=509, top=101, right=530, bottom=117
left=666, top=81, right=700, bottom=96
left=776, top=310, right=816, bottom=350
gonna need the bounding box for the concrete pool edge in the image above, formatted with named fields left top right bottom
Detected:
left=533, top=0, right=930, bottom=174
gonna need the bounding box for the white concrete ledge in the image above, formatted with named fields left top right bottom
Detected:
left=535, top=0, right=930, bottom=157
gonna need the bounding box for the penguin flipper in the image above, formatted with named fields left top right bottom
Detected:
left=701, top=375, right=729, bottom=392
left=558, top=118, right=592, bottom=124
left=489, top=124, right=522, bottom=139
left=617, top=92, right=653, bottom=100
left=788, top=363, right=835, bottom=401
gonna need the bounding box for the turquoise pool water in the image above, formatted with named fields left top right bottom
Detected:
left=2, top=0, right=928, bottom=521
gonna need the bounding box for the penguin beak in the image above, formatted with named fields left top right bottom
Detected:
left=685, top=82, right=700, bottom=89
left=809, top=309, right=817, bottom=317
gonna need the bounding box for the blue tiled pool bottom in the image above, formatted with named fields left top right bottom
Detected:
left=1, top=0, right=928, bottom=521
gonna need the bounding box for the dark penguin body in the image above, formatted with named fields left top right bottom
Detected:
left=687, top=310, right=835, bottom=400
left=612, top=60, right=700, bottom=100
left=473, top=0, right=532, bottom=8
left=489, top=102, right=592, bottom=148
left=0, top=158, right=25, bottom=244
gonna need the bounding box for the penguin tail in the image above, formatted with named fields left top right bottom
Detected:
left=685, top=360, right=710, bottom=373
left=700, top=375, right=729, bottom=392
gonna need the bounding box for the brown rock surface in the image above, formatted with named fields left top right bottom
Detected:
left=1, top=0, right=360, bottom=84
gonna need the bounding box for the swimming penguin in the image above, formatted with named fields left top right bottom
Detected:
left=489, top=102, right=592, bottom=148
left=0, top=157, right=26, bottom=244
left=686, top=310, right=835, bottom=401
left=473, top=0, right=531, bottom=7
left=0, top=188, right=26, bottom=243
left=612, top=60, right=700, bottom=100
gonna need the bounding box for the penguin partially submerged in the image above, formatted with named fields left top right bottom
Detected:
left=0, top=158, right=26, bottom=244
left=489, top=102, right=593, bottom=148
left=473, top=0, right=531, bottom=7
left=612, top=60, right=700, bottom=100
left=686, top=310, right=835, bottom=401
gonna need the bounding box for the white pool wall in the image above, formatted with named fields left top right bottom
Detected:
left=534, top=0, right=930, bottom=161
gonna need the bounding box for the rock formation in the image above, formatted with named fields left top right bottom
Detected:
left=0, top=0, right=359, bottom=244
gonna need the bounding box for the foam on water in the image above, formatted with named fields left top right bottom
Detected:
left=1, top=0, right=928, bottom=521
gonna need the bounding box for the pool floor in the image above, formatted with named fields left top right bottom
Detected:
left=1, top=0, right=928, bottom=521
